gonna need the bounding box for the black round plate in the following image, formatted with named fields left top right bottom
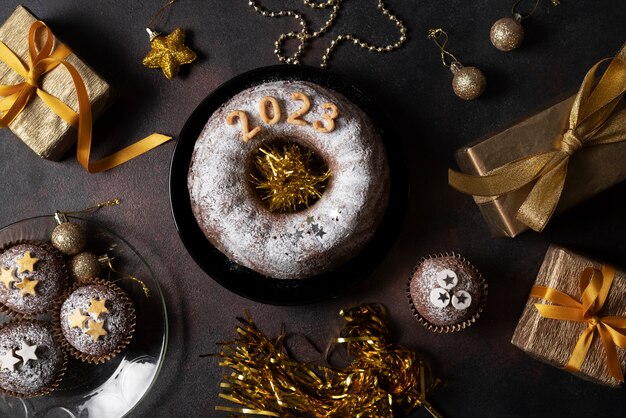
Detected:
left=169, top=65, right=407, bottom=305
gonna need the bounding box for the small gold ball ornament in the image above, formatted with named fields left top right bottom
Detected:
left=451, top=64, right=487, bottom=100
left=69, top=252, right=102, bottom=282
left=490, top=15, right=524, bottom=52
left=51, top=222, right=87, bottom=255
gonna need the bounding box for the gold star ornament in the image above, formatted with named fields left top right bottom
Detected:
left=142, top=27, right=196, bottom=80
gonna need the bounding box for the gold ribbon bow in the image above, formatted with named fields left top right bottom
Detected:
left=531, top=265, right=626, bottom=382
left=0, top=21, right=171, bottom=173
left=449, top=56, right=626, bottom=232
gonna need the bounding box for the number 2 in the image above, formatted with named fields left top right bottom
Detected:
left=287, top=92, right=311, bottom=126
left=226, top=110, right=261, bottom=142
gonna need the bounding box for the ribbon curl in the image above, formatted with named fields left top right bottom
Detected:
left=449, top=56, right=626, bottom=232
left=531, top=265, right=626, bottom=382
left=0, top=21, right=171, bottom=172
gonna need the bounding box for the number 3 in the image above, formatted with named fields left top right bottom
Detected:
left=313, top=103, right=339, bottom=133
left=226, top=110, right=261, bottom=142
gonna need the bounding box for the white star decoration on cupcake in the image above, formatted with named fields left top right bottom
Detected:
left=0, top=348, right=20, bottom=372
left=430, top=269, right=471, bottom=311
left=15, top=341, right=38, bottom=365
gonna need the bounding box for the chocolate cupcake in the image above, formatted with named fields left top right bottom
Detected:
left=407, top=253, right=487, bottom=333
left=0, top=242, right=67, bottom=316
left=0, top=320, right=66, bottom=397
left=56, top=280, right=135, bottom=364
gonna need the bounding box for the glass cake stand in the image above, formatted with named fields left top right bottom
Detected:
left=0, top=216, right=168, bottom=418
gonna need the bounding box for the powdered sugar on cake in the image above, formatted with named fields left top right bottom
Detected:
left=188, top=81, right=389, bottom=279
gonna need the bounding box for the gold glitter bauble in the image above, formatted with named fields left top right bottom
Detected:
left=490, top=17, right=524, bottom=52
left=451, top=65, right=486, bottom=100
left=51, top=222, right=87, bottom=255
left=69, top=252, right=101, bottom=282
left=250, top=143, right=331, bottom=213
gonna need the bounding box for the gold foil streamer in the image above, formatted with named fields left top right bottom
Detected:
left=250, top=143, right=331, bottom=213
left=212, top=304, right=441, bottom=417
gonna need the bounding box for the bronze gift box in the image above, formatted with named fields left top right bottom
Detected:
left=452, top=46, right=626, bottom=238
left=0, top=5, right=113, bottom=160
left=511, top=245, right=626, bottom=387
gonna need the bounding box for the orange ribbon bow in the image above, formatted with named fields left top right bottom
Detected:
left=531, top=265, right=626, bottom=382
left=0, top=21, right=171, bottom=172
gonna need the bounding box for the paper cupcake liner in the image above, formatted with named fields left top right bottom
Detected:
left=53, top=278, right=136, bottom=365
left=406, top=252, right=488, bottom=333
left=0, top=240, right=70, bottom=318
left=0, top=319, right=67, bottom=398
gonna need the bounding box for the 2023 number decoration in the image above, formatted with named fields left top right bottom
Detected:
left=226, top=92, right=340, bottom=142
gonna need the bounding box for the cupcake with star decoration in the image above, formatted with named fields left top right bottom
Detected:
left=0, top=320, right=66, bottom=397
left=55, top=280, right=135, bottom=364
left=0, top=242, right=68, bottom=316
left=407, top=252, right=487, bottom=333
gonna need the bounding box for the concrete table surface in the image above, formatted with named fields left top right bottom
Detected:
left=1, top=1, right=625, bottom=417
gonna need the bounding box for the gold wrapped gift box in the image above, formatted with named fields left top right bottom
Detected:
left=511, top=245, right=626, bottom=387
left=0, top=5, right=113, bottom=160
left=454, top=47, right=626, bottom=238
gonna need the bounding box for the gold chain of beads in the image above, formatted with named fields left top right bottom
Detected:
left=248, top=0, right=408, bottom=68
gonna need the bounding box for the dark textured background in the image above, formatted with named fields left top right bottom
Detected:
left=1, top=1, right=625, bottom=417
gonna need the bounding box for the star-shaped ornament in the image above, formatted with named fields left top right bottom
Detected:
left=15, top=277, right=38, bottom=296
left=0, top=349, right=20, bottom=372
left=15, top=251, right=39, bottom=274
left=87, top=298, right=109, bottom=319
left=15, top=341, right=37, bottom=365
left=315, top=227, right=326, bottom=238
left=0, top=267, right=16, bottom=289
left=85, top=319, right=107, bottom=341
left=142, top=28, right=196, bottom=80
left=67, top=308, right=90, bottom=329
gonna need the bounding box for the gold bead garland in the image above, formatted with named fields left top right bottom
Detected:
left=248, top=0, right=408, bottom=68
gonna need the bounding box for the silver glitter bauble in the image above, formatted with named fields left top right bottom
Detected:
left=490, top=16, right=524, bottom=52
left=69, top=251, right=101, bottom=282
left=51, top=222, right=86, bottom=255
left=451, top=65, right=486, bottom=100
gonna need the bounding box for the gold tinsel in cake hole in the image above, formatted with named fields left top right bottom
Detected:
left=208, top=304, right=442, bottom=417
left=250, top=142, right=331, bottom=213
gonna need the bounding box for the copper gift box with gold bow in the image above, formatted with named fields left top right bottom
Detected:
left=511, top=245, right=626, bottom=387
left=0, top=5, right=113, bottom=161
left=450, top=46, right=626, bottom=238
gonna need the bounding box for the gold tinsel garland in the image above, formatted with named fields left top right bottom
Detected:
left=212, top=304, right=442, bottom=417
left=250, top=143, right=331, bottom=213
